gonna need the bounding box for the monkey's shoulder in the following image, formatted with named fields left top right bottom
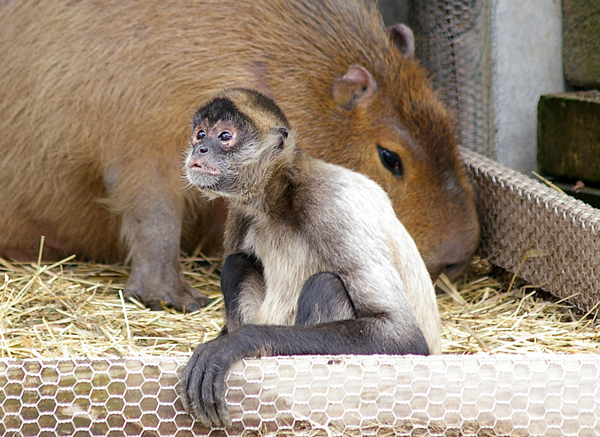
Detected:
left=299, top=160, right=399, bottom=227
left=226, top=157, right=412, bottom=261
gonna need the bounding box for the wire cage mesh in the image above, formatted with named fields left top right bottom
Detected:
left=1, top=354, right=599, bottom=436
left=462, top=148, right=600, bottom=315
left=411, top=0, right=496, bottom=158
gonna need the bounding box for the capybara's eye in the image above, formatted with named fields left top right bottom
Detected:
left=377, top=145, right=403, bottom=178
left=219, top=131, right=233, bottom=141
left=197, top=130, right=206, bottom=140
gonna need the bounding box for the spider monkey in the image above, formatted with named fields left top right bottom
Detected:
left=180, top=88, right=441, bottom=426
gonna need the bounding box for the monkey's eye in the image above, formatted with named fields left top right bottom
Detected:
left=377, top=145, right=403, bottom=178
left=219, top=131, right=233, bottom=141
left=196, top=130, right=206, bottom=140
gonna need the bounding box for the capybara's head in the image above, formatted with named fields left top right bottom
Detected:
left=295, top=25, right=480, bottom=280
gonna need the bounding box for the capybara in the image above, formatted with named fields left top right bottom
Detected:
left=0, top=0, right=479, bottom=311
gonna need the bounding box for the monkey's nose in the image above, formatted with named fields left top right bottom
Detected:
left=188, top=159, right=221, bottom=176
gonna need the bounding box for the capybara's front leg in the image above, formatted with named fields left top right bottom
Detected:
left=109, top=165, right=210, bottom=312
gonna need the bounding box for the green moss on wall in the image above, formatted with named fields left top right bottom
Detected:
left=538, top=91, right=600, bottom=183
left=563, top=0, right=600, bottom=89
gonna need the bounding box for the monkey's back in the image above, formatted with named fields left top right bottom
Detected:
left=300, top=161, right=442, bottom=354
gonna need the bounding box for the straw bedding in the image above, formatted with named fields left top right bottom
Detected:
left=1, top=252, right=598, bottom=358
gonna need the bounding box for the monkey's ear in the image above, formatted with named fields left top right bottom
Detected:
left=387, top=24, right=414, bottom=58
left=332, top=65, right=378, bottom=111
left=272, top=127, right=288, bottom=151
left=277, top=127, right=288, bottom=140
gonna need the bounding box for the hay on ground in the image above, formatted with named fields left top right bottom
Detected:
left=0, top=254, right=223, bottom=358
left=0, top=254, right=598, bottom=358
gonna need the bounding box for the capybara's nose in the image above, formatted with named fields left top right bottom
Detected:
left=426, top=257, right=469, bottom=281
left=440, top=259, right=471, bottom=281
left=426, top=236, right=478, bottom=280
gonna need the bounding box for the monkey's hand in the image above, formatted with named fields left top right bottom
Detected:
left=179, top=332, right=256, bottom=427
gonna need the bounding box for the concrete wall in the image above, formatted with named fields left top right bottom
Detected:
left=494, top=0, right=565, bottom=174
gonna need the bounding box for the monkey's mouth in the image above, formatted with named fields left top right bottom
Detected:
left=185, top=161, right=223, bottom=191
left=188, top=162, right=221, bottom=177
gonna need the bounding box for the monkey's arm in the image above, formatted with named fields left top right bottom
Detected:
left=220, top=252, right=265, bottom=332
left=180, top=315, right=428, bottom=427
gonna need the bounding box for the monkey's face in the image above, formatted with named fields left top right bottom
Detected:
left=186, top=90, right=293, bottom=202
left=185, top=119, right=241, bottom=195
left=185, top=117, right=274, bottom=200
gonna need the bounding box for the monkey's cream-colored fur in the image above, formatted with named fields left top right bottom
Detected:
left=227, top=157, right=441, bottom=354
left=186, top=89, right=442, bottom=354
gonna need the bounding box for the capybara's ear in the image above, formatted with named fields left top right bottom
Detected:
left=332, top=65, right=378, bottom=110
left=387, top=23, right=415, bottom=59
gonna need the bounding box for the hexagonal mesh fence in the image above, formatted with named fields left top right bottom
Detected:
left=1, top=354, right=599, bottom=437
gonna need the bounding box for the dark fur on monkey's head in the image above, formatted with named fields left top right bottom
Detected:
left=193, top=88, right=290, bottom=133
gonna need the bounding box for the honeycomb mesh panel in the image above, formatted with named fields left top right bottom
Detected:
left=1, top=354, right=599, bottom=436
left=463, top=147, right=600, bottom=313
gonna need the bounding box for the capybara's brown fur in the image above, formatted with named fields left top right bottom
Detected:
left=0, top=0, right=479, bottom=310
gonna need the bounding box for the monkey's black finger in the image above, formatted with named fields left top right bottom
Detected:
left=194, top=397, right=213, bottom=425
left=179, top=361, right=193, bottom=410
left=192, top=352, right=214, bottom=426
left=215, top=376, right=231, bottom=427
left=202, top=363, right=224, bottom=427
left=204, top=401, right=224, bottom=428
left=181, top=343, right=211, bottom=419
left=179, top=351, right=200, bottom=412
left=207, top=360, right=231, bottom=426
left=186, top=374, right=210, bottom=425
left=192, top=395, right=213, bottom=428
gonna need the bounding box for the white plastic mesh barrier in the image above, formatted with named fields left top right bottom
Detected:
left=463, top=147, right=600, bottom=314
left=1, top=354, right=599, bottom=436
